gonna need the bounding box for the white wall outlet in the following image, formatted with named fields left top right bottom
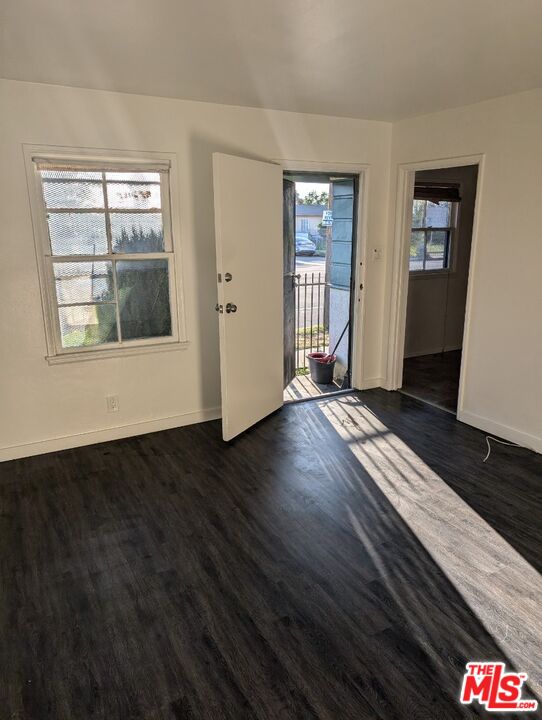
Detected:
left=372, top=247, right=383, bottom=261
left=106, top=395, right=119, bottom=413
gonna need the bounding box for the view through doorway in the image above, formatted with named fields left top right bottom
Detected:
left=400, top=164, right=478, bottom=413
left=283, top=172, right=357, bottom=402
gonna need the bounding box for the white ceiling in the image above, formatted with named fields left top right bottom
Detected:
left=2, top=0, right=542, bottom=121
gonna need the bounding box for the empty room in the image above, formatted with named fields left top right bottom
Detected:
left=0, top=1, right=541, bottom=718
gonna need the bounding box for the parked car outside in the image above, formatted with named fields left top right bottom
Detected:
left=295, top=233, right=316, bottom=256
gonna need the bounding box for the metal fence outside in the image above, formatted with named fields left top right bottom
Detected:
left=295, top=272, right=329, bottom=371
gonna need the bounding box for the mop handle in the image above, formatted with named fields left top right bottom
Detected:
left=329, top=320, right=350, bottom=358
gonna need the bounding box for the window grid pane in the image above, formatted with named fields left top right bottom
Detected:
left=38, top=163, right=174, bottom=352
left=106, top=182, right=161, bottom=210
left=412, top=199, right=426, bottom=229
left=102, top=175, right=113, bottom=256
left=423, top=230, right=428, bottom=271
left=409, top=230, right=425, bottom=271
left=42, top=179, right=104, bottom=209
left=110, top=213, right=164, bottom=253
left=58, top=303, right=118, bottom=348
left=53, top=261, right=115, bottom=305
left=48, top=212, right=108, bottom=256
left=410, top=199, right=455, bottom=272
left=426, top=230, right=449, bottom=270
left=116, top=259, right=172, bottom=340
left=51, top=255, right=173, bottom=347
left=425, top=201, right=451, bottom=227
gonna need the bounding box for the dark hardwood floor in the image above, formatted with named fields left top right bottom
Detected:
left=1, top=390, right=541, bottom=720
left=401, top=350, right=462, bottom=412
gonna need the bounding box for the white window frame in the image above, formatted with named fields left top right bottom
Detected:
left=24, top=145, right=188, bottom=364
left=409, top=199, right=459, bottom=277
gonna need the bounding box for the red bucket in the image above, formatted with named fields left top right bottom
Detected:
left=307, top=352, right=336, bottom=384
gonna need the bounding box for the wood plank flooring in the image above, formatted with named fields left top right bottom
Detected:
left=283, top=373, right=341, bottom=401
left=401, top=350, right=462, bottom=412
left=1, top=389, right=541, bottom=719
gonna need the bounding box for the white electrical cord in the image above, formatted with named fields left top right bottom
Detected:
left=483, top=435, right=525, bottom=462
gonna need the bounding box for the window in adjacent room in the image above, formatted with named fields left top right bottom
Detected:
left=29, top=154, right=184, bottom=360
left=409, top=184, right=460, bottom=272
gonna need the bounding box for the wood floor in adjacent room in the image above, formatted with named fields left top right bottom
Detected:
left=401, top=350, right=462, bottom=413
left=1, top=390, right=541, bottom=720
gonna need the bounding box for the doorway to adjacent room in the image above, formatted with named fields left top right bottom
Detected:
left=400, top=164, right=479, bottom=413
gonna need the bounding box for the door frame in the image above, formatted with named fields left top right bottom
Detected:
left=385, top=153, right=485, bottom=416
left=274, top=159, right=369, bottom=390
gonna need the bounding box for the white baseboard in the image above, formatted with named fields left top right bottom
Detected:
left=404, top=344, right=462, bottom=359
left=458, top=409, right=541, bottom=455
left=0, top=407, right=222, bottom=462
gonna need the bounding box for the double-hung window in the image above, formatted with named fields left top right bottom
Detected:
left=29, top=153, right=183, bottom=360
left=409, top=184, right=460, bottom=273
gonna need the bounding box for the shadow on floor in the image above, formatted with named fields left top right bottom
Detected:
left=0, top=390, right=540, bottom=718
left=284, top=372, right=340, bottom=401
left=357, top=388, right=542, bottom=576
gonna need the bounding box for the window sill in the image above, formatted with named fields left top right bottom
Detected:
left=46, top=340, right=190, bottom=365
left=409, top=270, right=455, bottom=279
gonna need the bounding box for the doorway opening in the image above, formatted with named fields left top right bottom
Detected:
left=283, top=172, right=358, bottom=402
left=399, top=164, right=479, bottom=413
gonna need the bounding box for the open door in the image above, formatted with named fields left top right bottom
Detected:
left=328, top=177, right=356, bottom=386
left=283, top=178, right=296, bottom=388
left=213, top=153, right=283, bottom=441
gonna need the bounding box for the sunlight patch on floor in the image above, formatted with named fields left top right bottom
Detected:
left=284, top=373, right=340, bottom=402
left=319, top=394, right=542, bottom=698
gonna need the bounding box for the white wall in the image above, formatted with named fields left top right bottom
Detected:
left=3, top=80, right=540, bottom=459
left=0, top=79, right=391, bottom=459
left=387, top=89, right=542, bottom=452
left=404, top=165, right=477, bottom=358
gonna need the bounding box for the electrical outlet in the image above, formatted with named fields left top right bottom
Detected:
left=106, top=395, right=119, bottom=413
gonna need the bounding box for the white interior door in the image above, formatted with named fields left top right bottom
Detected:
left=213, top=153, right=283, bottom=440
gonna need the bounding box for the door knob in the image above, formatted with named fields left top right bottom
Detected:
left=215, top=303, right=223, bottom=313
left=224, top=272, right=232, bottom=282
left=225, top=303, right=237, bottom=313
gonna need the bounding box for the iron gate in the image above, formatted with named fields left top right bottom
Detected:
left=295, top=272, right=329, bottom=371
